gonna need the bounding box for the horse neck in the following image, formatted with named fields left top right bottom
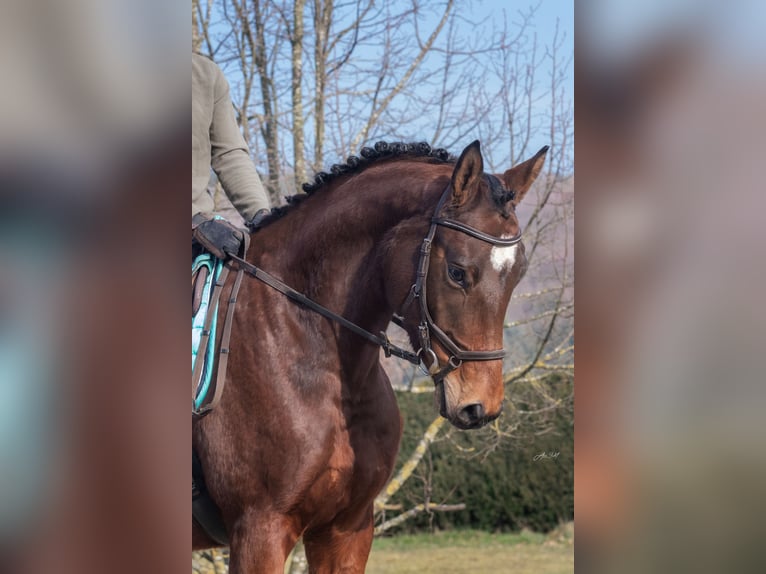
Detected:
left=253, top=163, right=447, bottom=374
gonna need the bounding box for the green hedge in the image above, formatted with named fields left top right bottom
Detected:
left=385, top=375, right=573, bottom=534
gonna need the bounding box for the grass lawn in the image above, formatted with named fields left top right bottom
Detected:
left=365, top=526, right=573, bottom=574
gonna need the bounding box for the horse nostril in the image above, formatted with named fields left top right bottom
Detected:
left=459, top=403, right=485, bottom=425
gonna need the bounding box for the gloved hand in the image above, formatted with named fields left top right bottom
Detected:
left=192, top=216, right=244, bottom=259
left=245, top=209, right=271, bottom=232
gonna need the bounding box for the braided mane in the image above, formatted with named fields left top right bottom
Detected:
left=258, top=141, right=455, bottom=227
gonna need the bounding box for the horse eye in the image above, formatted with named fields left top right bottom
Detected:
left=447, top=264, right=466, bottom=285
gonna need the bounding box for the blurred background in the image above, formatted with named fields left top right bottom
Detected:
left=577, top=0, right=766, bottom=572
left=2, top=0, right=765, bottom=572
left=0, top=1, right=189, bottom=573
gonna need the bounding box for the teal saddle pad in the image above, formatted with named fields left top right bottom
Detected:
left=192, top=253, right=224, bottom=410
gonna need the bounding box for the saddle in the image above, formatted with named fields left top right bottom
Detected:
left=191, top=234, right=249, bottom=420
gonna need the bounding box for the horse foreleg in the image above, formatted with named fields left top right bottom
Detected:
left=227, top=509, right=299, bottom=574
left=303, top=506, right=374, bottom=574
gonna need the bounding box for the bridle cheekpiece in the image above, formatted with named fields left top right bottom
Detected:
left=393, top=183, right=522, bottom=383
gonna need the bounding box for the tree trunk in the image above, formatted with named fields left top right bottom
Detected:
left=253, top=0, right=281, bottom=201
left=312, top=0, right=332, bottom=172
left=291, top=0, right=307, bottom=191
left=192, top=0, right=201, bottom=53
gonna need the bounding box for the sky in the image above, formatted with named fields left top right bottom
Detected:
left=421, top=0, right=573, bottom=108
left=210, top=0, right=573, bottom=170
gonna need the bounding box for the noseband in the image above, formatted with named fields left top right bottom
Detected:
left=394, top=183, right=522, bottom=383
left=229, top=179, right=522, bottom=385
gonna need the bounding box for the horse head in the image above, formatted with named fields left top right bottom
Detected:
left=396, top=141, right=548, bottom=429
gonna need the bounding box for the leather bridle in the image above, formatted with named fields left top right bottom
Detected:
left=393, top=182, right=522, bottom=383
left=229, top=179, right=522, bottom=385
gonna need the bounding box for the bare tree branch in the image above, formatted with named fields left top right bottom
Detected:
left=374, top=503, right=465, bottom=535
left=374, top=415, right=446, bottom=510
left=350, top=0, right=454, bottom=150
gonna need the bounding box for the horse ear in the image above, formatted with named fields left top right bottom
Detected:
left=499, top=145, right=549, bottom=206
left=451, top=140, right=484, bottom=207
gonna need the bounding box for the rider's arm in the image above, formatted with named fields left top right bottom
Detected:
left=208, top=64, right=270, bottom=221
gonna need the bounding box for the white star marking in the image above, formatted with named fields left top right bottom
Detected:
left=490, top=241, right=518, bottom=272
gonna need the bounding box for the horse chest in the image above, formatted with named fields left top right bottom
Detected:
left=301, top=421, right=397, bottom=519
left=311, top=442, right=354, bottom=495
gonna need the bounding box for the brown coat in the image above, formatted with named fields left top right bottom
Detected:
left=192, top=54, right=269, bottom=221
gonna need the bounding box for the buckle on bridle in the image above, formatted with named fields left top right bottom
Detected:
left=429, top=355, right=463, bottom=384
left=379, top=331, right=393, bottom=358
left=418, top=322, right=431, bottom=349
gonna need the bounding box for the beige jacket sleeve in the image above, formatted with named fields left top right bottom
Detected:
left=193, top=54, right=270, bottom=221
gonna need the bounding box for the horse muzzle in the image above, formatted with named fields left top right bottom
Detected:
left=435, top=380, right=503, bottom=430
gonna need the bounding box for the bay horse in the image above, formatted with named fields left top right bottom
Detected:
left=192, top=140, right=548, bottom=572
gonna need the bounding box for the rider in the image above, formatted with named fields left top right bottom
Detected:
left=192, top=53, right=270, bottom=259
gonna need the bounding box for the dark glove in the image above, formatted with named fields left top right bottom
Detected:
left=192, top=217, right=244, bottom=259
left=245, top=209, right=271, bottom=232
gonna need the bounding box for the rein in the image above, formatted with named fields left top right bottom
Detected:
left=227, top=251, right=421, bottom=365
left=229, top=182, right=522, bottom=384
